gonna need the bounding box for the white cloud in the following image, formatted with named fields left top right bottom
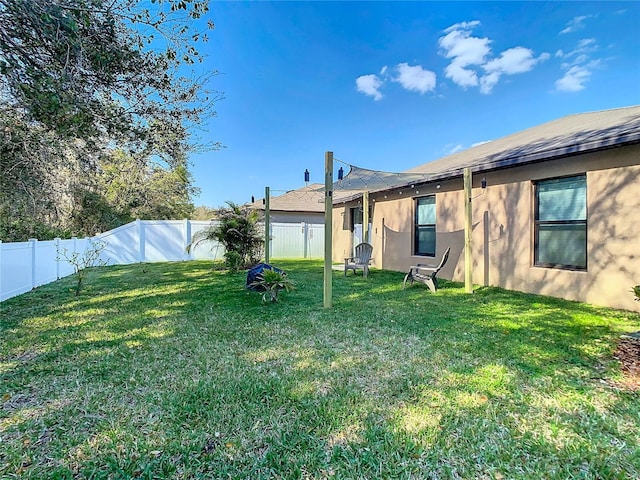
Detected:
left=560, top=15, right=593, bottom=35
left=439, top=21, right=547, bottom=93
left=355, top=74, right=384, bottom=100
left=394, top=63, right=436, bottom=94
left=444, top=62, right=480, bottom=89
left=379, top=65, right=388, bottom=75
left=554, top=38, right=600, bottom=92
left=555, top=65, right=591, bottom=91
left=558, top=38, right=598, bottom=60
left=444, top=20, right=481, bottom=33
left=480, top=47, right=550, bottom=93
left=471, top=140, right=492, bottom=147
left=439, top=21, right=491, bottom=88
left=484, top=47, right=546, bottom=75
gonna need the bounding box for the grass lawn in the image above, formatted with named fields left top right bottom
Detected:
left=1, top=260, right=639, bottom=479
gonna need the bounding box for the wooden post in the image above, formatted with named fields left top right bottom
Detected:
left=324, top=151, right=333, bottom=308
left=265, top=186, right=270, bottom=264
left=363, top=191, right=370, bottom=244
left=464, top=167, right=473, bottom=293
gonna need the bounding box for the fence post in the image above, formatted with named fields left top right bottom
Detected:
left=29, top=238, right=37, bottom=290
left=54, top=238, right=61, bottom=279
left=70, top=237, right=78, bottom=275
left=184, top=219, right=192, bottom=261
left=137, top=219, right=145, bottom=263
left=302, top=222, right=308, bottom=259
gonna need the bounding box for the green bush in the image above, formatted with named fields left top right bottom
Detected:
left=223, top=251, right=244, bottom=273
left=250, top=269, right=294, bottom=303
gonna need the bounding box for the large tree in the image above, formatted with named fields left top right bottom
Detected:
left=0, top=0, right=219, bottom=241
left=0, top=0, right=218, bottom=149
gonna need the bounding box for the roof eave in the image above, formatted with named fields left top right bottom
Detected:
left=330, top=134, right=640, bottom=204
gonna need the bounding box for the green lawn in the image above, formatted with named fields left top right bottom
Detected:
left=1, top=260, right=639, bottom=479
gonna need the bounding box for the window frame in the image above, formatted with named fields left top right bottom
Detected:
left=533, top=174, right=587, bottom=271
left=414, top=195, right=436, bottom=257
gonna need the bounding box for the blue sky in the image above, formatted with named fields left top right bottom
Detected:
left=190, top=1, right=640, bottom=207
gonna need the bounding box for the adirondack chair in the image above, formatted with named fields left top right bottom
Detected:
left=344, top=242, right=373, bottom=277
left=402, top=247, right=451, bottom=293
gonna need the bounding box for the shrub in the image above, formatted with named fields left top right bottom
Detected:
left=250, top=269, right=294, bottom=303
left=57, top=239, right=108, bottom=295
left=223, top=251, right=244, bottom=273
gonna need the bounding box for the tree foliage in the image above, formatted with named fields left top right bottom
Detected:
left=0, top=0, right=218, bottom=150
left=0, top=0, right=219, bottom=241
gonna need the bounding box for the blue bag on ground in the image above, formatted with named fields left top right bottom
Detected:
left=246, top=263, right=285, bottom=291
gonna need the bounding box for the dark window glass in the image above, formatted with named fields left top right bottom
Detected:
left=535, top=175, right=587, bottom=269
left=415, top=196, right=436, bottom=256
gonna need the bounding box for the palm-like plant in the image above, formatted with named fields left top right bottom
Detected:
left=188, top=201, right=264, bottom=271
left=633, top=285, right=640, bottom=302
left=250, top=269, right=294, bottom=303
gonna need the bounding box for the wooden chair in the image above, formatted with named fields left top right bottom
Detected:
left=344, top=242, right=373, bottom=277
left=402, top=247, right=451, bottom=293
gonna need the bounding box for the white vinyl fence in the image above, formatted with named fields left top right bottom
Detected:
left=0, top=219, right=324, bottom=302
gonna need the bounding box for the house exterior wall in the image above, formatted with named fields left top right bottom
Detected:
left=332, top=144, right=640, bottom=310
left=266, top=211, right=324, bottom=224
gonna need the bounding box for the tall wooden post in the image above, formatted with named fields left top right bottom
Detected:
left=464, top=168, right=473, bottom=293
left=265, top=186, right=270, bottom=264
left=324, top=151, right=333, bottom=308
left=363, top=191, right=369, bottom=244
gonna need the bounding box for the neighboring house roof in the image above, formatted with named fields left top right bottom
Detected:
left=408, top=104, right=640, bottom=179
left=250, top=183, right=324, bottom=213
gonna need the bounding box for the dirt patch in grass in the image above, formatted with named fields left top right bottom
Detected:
left=614, top=331, right=640, bottom=390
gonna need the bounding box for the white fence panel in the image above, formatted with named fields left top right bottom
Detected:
left=190, top=221, right=224, bottom=260
left=268, top=222, right=324, bottom=259
left=0, top=237, right=92, bottom=301
left=143, top=220, right=186, bottom=262
left=98, top=222, right=140, bottom=265
left=307, top=223, right=325, bottom=259
left=57, top=238, right=80, bottom=277
left=270, top=223, right=304, bottom=259
left=34, top=239, right=59, bottom=287
left=1, top=241, right=33, bottom=301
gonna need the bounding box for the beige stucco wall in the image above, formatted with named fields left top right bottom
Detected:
left=333, top=144, right=640, bottom=311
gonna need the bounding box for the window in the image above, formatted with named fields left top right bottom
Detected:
left=350, top=206, right=371, bottom=243
left=414, top=196, right=436, bottom=256
left=534, top=175, right=587, bottom=269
